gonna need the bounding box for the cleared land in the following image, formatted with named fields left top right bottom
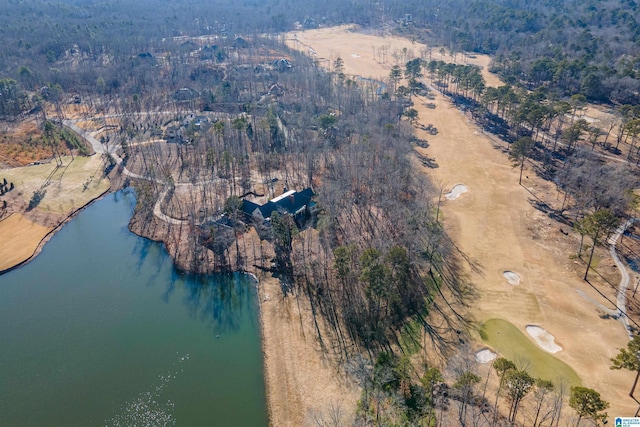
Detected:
left=259, top=273, right=359, bottom=427
left=1, top=155, right=109, bottom=214
left=0, top=213, right=53, bottom=271
left=287, top=26, right=636, bottom=419
left=0, top=25, right=634, bottom=425
left=0, top=154, right=110, bottom=270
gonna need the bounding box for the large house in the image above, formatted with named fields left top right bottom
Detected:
left=242, top=188, right=315, bottom=225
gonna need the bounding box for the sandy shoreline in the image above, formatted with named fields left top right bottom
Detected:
left=0, top=149, right=357, bottom=425
left=2, top=23, right=637, bottom=424
left=0, top=183, right=359, bottom=425
left=0, top=153, right=112, bottom=273
left=256, top=272, right=358, bottom=426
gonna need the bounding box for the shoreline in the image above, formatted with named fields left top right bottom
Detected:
left=288, top=25, right=636, bottom=419
left=255, top=270, right=358, bottom=426
left=253, top=272, right=277, bottom=425
left=3, top=23, right=637, bottom=422
left=128, top=213, right=358, bottom=425
left=1, top=183, right=356, bottom=425
left=0, top=151, right=113, bottom=275
left=245, top=271, right=276, bottom=423
left=0, top=185, right=113, bottom=275
left=126, top=219, right=359, bottom=425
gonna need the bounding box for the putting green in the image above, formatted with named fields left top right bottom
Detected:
left=479, top=318, right=581, bottom=388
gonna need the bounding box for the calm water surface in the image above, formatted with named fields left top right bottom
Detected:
left=0, top=191, right=267, bottom=426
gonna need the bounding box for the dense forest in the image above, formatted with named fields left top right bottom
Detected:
left=400, top=0, right=640, bottom=104
left=1, top=0, right=639, bottom=106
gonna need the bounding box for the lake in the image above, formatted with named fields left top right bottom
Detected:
left=0, top=190, right=267, bottom=426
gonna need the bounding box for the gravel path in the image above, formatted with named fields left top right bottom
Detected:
left=62, top=120, right=105, bottom=154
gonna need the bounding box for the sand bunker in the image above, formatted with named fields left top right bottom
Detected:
left=445, top=184, right=468, bottom=200
left=526, top=325, right=562, bottom=353
left=503, top=271, right=521, bottom=285
left=475, top=348, right=497, bottom=364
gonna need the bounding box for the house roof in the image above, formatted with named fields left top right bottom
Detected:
left=241, top=199, right=262, bottom=216
left=241, top=188, right=314, bottom=220
left=270, top=190, right=296, bottom=203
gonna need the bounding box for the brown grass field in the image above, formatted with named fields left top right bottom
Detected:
left=0, top=213, right=53, bottom=272
left=280, top=25, right=637, bottom=422
left=286, top=24, right=503, bottom=88
left=0, top=154, right=110, bottom=270
left=1, top=155, right=110, bottom=214
left=259, top=272, right=359, bottom=427
left=0, top=25, right=635, bottom=425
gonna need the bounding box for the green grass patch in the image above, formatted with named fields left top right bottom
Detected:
left=479, top=318, right=581, bottom=388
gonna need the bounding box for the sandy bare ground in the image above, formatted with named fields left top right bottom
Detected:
left=0, top=213, right=52, bottom=271
left=287, top=26, right=636, bottom=419
left=258, top=273, right=359, bottom=426
left=526, top=325, right=563, bottom=353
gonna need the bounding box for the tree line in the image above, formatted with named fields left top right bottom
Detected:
left=393, top=0, right=640, bottom=106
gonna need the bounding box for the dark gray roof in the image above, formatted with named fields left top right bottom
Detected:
left=241, top=200, right=262, bottom=216
left=241, top=188, right=314, bottom=220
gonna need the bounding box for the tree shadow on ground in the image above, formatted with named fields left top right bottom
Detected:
left=584, top=261, right=617, bottom=291
left=523, top=180, right=573, bottom=227
left=585, top=276, right=640, bottom=333
left=491, top=143, right=510, bottom=156
left=443, top=233, right=483, bottom=275
left=421, top=156, right=439, bottom=169
left=528, top=197, right=573, bottom=227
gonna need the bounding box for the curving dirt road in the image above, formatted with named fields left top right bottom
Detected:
left=64, top=118, right=227, bottom=226
left=609, top=218, right=639, bottom=338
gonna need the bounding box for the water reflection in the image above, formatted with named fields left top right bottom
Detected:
left=0, top=190, right=266, bottom=426
left=179, top=272, right=258, bottom=335
left=121, top=188, right=258, bottom=335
